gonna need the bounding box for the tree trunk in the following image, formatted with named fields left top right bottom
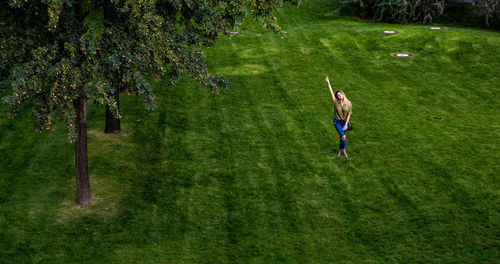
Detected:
left=74, top=94, right=92, bottom=205
left=105, top=80, right=121, bottom=134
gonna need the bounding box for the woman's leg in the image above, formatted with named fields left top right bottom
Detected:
left=333, top=119, right=347, bottom=152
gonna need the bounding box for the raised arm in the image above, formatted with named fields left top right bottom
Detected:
left=325, top=76, right=336, bottom=103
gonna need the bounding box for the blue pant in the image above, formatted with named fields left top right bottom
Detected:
left=333, top=119, right=347, bottom=151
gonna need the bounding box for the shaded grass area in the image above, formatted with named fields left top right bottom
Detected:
left=0, top=0, right=499, bottom=262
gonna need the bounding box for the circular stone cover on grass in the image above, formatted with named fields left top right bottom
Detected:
left=380, top=30, right=398, bottom=34
left=391, top=52, right=413, bottom=57
left=427, top=26, right=444, bottom=30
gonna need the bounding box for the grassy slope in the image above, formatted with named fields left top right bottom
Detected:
left=0, top=0, right=499, bottom=262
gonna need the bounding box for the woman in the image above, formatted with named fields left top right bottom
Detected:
left=325, top=76, right=352, bottom=157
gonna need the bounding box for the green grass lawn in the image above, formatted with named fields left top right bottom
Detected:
left=1, top=0, right=499, bottom=263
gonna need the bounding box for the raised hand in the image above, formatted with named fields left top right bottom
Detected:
left=326, top=76, right=335, bottom=102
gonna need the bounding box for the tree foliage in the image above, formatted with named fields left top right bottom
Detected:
left=358, top=0, right=445, bottom=23
left=475, top=0, right=500, bottom=26
left=1, top=0, right=299, bottom=135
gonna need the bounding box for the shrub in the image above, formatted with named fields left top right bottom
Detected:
left=359, top=0, right=446, bottom=23
left=474, top=0, right=500, bottom=26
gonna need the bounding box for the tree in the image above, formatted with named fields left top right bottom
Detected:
left=1, top=0, right=298, bottom=205
left=101, top=0, right=300, bottom=134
